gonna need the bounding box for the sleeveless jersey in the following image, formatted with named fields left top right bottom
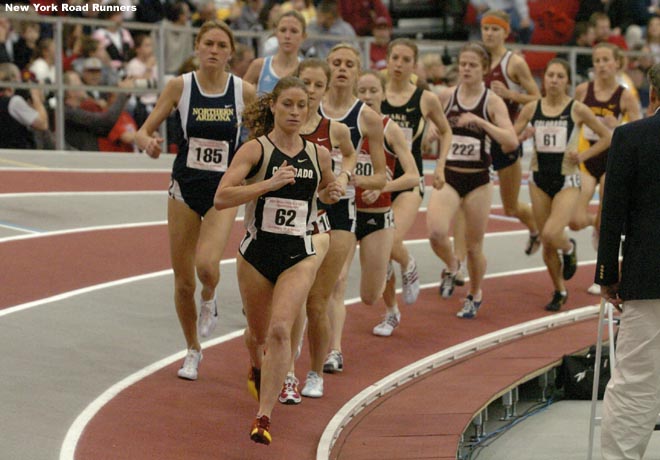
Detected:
left=381, top=87, right=425, bottom=179
left=530, top=99, right=579, bottom=176
left=172, top=71, right=244, bottom=190
left=256, top=56, right=301, bottom=95
left=302, top=116, right=332, bottom=153
left=444, top=85, right=492, bottom=170
left=579, top=82, right=624, bottom=150
left=484, top=50, right=523, bottom=121
left=355, top=116, right=396, bottom=209
left=320, top=99, right=366, bottom=199
left=244, top=135, right=321, bottom=238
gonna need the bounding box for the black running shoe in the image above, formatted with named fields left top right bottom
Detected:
left=525, top=233, right=541, bottom=255
left=562, top=238, right=578, bottom=280
left=439, top=269, right=457, bottom=298
left=545, top=291, right=567, bottom=312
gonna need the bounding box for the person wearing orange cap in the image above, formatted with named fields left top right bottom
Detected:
left=471, top=0, right=533, bottom=43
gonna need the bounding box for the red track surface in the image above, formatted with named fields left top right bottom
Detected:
left=2, top=169, right=600, bottom=459
left=0, top=171, right=170, bottom=193
left=75, top=267, right=599, bottom=460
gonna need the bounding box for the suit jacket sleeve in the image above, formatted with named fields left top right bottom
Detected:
left=595, top=125, right=635, bottom=286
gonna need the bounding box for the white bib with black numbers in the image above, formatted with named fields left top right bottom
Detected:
left=535, top=126, right=567, bottom=153
left=355, top=152, right=373, bottom=177
left=186, top=137, right=230, bottom=172
left=262, top=197, right=308, bottom=236
left=448, top=135, right=481, bottom=162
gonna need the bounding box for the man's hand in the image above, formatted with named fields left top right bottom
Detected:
left=601, top=283, right=622, bottom=311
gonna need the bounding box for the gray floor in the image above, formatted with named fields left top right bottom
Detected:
left=0, top=149, right=633, bottom=460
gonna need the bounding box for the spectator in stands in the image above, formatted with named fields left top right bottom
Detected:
left=596, top=62, right=660, bottom=460
left=0, top=17, right=17, bottom=65
left=229, top=42, right=255, bottom=78
left=125, top=34, right=158, bottom=127
left=571, top=21, right=596, bottom=83
left=281, top=0, right=317, bottom=26
left=136, top=0, right=166, bottom=24
left=591, top=11, right=628, bottom=49
left=369, top=15, right=392, bottom=71
left=337, top=0, right=391, bottom=36
left=92, top=6, right=136, bottom=71
left=13, top=21, right=40, bottom=72
left=304, top=0, right=357, bottom=59
left=80, top=57, right=111, bottom=106
left=29, top=38, right=56, bottom=85
left=62, top=24, right=84, bottom=72
left=470, top=0, right=534, bottom=43
left=164, top=1, right=195, bottom=75
left=647, top=16, right=660, bottom=63
left=73, top=37, right=121, bottom=88
left=193, top=1, right=219, bottom=28
left=230, top=0, right=265, bottom=48
left=0, top=62, right=49, bottom=149
left=63, top=70, right=134, bottom=151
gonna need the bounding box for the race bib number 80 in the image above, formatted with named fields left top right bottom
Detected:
left=187, top=137, right=229, bottom=172
left=262, top=198, right=308, bottom=236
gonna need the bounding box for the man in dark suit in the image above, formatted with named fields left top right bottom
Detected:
left=596, top=62, right=660, bottom=460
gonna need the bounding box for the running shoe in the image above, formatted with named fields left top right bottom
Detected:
left=247, top=366, right=261, bottom=401
left=401, top=257, right=420, bottom=304
left=372, top=312, right=401, bottom=337
left=587, top=283, right=601, bottom=296
left=562, top=238, right=578, bottom=280
left=545, top=291, right=568, bottom=312
left=455, top=260, right=467, bottom=287
left=301, top=371, right=324, bottom=398
left=456, top=295, right=482, bottom=319
left=177, top=348, right=202, bottom=380
left=525, top=232, right=541, bottom=255
left=323, top=350, right=343, bottom=373
left=197, top=298, right=218, bottom=338
left=250, top=415, right=272, bottom=445
left=439, top=269, right=458, bottom=298
left=278, top=374, right=301, bottom=405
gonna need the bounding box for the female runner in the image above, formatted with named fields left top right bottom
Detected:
left=278, top=58, right=356, bottom=403
left=355, top=70, right=419, bottom=336
left=514, top=58, right=611, bottom=311
left=214, top=76, right=343, bottom=444
left=429, top=42, right=518, bottom=319
left=135, top=20, right=256, bottom=380
left=320, top=43, right=387, bottom=374
left=380, top=38, right=452, bottom=308
left=243, top=10, right=306, bottom=95
left=569, top=43, right=641, bottom=296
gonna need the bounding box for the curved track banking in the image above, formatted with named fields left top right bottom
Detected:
left=0, top=165, right=603, bottom=460
left=70, top=266, right=599, bottom=460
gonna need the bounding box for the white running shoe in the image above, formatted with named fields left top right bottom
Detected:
left=198, top=298, right=218, bottom=338
left=372, top=312, right=401, bottom=337
left=323, top=350, right=343, bottom=373
left=177, top=348, right=202, bottom=380
left=587, top=283, right=601, bottom=296
left=301, top=371, right=324, bottom=398
left=401, top=257, right=420, bottom=305
left=278, top=374, right=302, bottom=405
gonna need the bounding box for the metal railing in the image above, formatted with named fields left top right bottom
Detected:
left=1, top=11, right=651, bottom=152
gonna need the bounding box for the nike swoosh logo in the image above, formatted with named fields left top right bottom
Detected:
left=317, top=137, right=328, bottom=142
left=406, top=107, right=415, bottom=113
left=298, top=158, right=308, bottom=163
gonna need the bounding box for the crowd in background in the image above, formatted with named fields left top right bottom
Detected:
left=1, top=0, right=660, bottom=152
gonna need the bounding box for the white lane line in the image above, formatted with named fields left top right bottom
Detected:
left=58, top=329, right=245, bottom=460
left=0, top=191, right=167, bottom=198
left=0, top=222, right=40, bottom=234
left=57, top=261, right=599, bottom=460
left=0, top=221, right=168, bottom=244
